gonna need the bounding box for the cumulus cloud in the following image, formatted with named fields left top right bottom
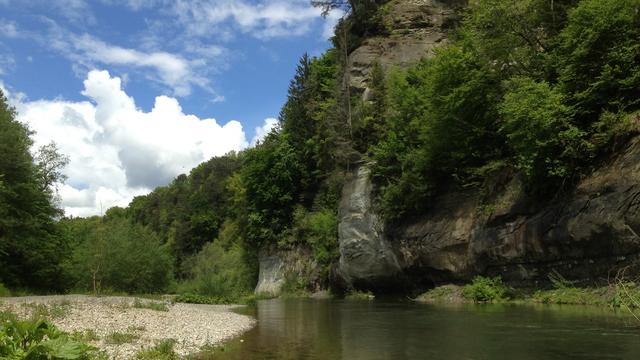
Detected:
left=13, top=70, right=249, bottom=217
left=250, top=117, right=279, bottom=146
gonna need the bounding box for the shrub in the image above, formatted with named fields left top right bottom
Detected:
left=177, top=234, right=255, bottom=303
left=174, top=293, right=222, bottom=305
left=66, top=218, right=174, bottom=294
left=499, top=77, right=592, bottom=193
left=462, top=276, right=509, bottom=302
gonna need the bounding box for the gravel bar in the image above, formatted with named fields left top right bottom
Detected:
left=0, top=295, right=256, bottom=359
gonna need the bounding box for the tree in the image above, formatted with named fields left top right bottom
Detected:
left=0, top=90, right=70, bottom=290
left=311, top=0, right=354, bottom=16
left=499, top=77, right=592, bottom=193
left=557, top=0, right=640, bottom=119
left=34, top=142, right=69, bottom=193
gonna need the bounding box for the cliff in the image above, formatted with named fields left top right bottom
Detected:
left=339, top=135, right=640, bottom=289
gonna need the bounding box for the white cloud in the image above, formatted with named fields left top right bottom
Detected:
left=12, top=70, right=250, bottom=217
left=45, top=28, right=212, bottom=97
left=172, top=0, right=325, bottom=39
left=250, top=117, right=279, bottom=146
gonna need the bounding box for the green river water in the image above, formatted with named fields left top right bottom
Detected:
left=208, top=298, right=640, bottom=360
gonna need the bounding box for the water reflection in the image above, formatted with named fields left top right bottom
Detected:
left=206, top=299, right=640, bottom=360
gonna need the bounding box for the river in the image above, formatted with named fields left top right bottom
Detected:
left=207, top=298, right=640, bottom=360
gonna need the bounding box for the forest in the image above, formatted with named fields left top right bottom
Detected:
left=1, top=0, right=639, bottom=303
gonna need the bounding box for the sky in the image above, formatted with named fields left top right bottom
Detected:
left=0, top=0, right=342, bottom=217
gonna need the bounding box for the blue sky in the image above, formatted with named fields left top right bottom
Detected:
left=0, top=0, right=341, bottom=216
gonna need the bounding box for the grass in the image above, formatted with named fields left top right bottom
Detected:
left=105, top=331, right=140, bottom=345
left=416, top=274, right=640, bottom=320
left=73, top=329, right=101, bottom=342
left=22, top=300, right=72, bottom=320
left=134, top=339, right=179, bottom=360
left=133, top=298, right=170, bottom=312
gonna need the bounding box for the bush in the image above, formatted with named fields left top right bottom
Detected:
left=66, top=218, right=174, bottom=294
left=558, top=0, right=640, bottom=118
left=174, top=293, right=222, bottom=305
left=0, top=283, right=9, bottom=297
left=462, top=276, right=509, bottom=302
left=0, top=315, right=97, bottom=359
left=284, top=207, right=338, bottom=267
left=177, top=223, right=255, bottom=304
left=499, top=77, right=592, bottom=193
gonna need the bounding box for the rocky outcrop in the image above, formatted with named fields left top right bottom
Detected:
left=255, top=252, right=287, bottom=296
left=392, top=137, right=640, bottom=286
left=337, top=137, right=640, bottom=288
left=348, top=0, right=466, bottom=96
left=255, top=247, right=325, bottom=296
left=338, top=165, right=401, bottom=287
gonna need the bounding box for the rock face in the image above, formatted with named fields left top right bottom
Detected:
left=393, top=137, right=640, bottom=286
left=348, top=0, right=467, bottom=95
left=338, top=165, right=401, bottom=287
left=254, top=252, right=287, bottom=296
left=337, top=137, right=640, bottom=288
left=254, top=247, right=324, bottom=296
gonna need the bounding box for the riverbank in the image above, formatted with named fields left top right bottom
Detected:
left=0, top=295, right=256, bottom=359
left=414, top=276, right=640, bottom=319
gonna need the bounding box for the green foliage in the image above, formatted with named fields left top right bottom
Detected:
left=127, top=153, right=242, bottom=269
left=462, top=276, right=509, bottom=302
left=0, top=90, right=71, bottom=291
left=242, top=134, right=305, bottom=247
left=499, top=77, right=592, bottom=192
left=0, top=316, right=96, bottom=359
left=372, top=45, right=503, bottom=220
left=557, top=0, right=640, bottom=118
left=284, top=208, right=339, bottom=267
left=371, top=0, right=640, bottom=219
left=174, top=293, right=222, bottom=305
left=134, top=339, right=179, bottom=360
left=64, top=217, right=174, bottom=294
left=178, top=221, right=255, bottom=303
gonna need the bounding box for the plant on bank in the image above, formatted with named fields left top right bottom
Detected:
left=462, top=276, right=509, bottom=302
left=0, top=314, right=98, bottom=359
